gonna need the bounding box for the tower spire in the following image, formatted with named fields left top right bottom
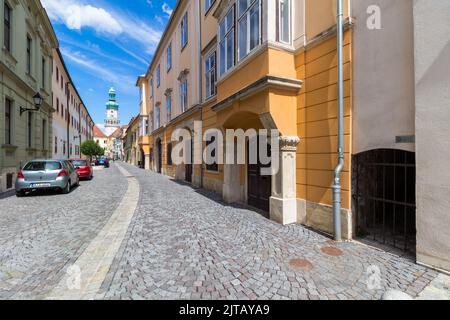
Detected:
left=104, top=87, right=120, bottom=136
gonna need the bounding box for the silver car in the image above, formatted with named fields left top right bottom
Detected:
left=15, top=160, right=79, bottom=197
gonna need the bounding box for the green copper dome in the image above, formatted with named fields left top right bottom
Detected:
left=106, top=87, right=119, bottom=110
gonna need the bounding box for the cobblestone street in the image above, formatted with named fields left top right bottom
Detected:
left=0, top=162, right=445, bottom=300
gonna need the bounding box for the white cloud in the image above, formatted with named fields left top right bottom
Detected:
left=42, top=0, right=122, bottom=35
left=42, top=0, right=163, bottom=54
left=61, top=48, right=137, bottom=95
left=162, top=3, right=173, bottom=17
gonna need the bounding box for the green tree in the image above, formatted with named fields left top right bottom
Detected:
left=81, top=140, right=103, bottom=162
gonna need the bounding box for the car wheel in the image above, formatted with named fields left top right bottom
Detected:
left=16, top=190, right=25, bottom=197
left=62, top=180, right=71, bottom=194
left=75, top=176, right=80, bottom=187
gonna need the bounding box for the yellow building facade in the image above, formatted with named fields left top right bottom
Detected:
left=136, top=0, right=450, bottom=273
left=138, top=0, right=354, bottom=238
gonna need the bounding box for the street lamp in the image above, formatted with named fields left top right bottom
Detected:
left=20, top=92, right=43, bottom=116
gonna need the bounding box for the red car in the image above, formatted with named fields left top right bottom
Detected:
left=69, top=159, right=93, bottom=180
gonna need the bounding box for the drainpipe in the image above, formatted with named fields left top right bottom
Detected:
left=333, top=0, right=344, bottom=242
left=197, top=0, right=204, bottom=188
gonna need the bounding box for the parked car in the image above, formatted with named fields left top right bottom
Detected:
left=15, top=160, right=79, bottom=197
left=96, top=156, right=110, bottom=168
left=69, top=158, right=93, bottom=180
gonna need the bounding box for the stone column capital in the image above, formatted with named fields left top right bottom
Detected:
left=279, top=136, right=300, bottom=152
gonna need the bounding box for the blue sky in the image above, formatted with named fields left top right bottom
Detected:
left=41, top=0, right=177, bottom=130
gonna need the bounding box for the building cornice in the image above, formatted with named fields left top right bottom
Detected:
left=212, top=76, right=303, bottom=113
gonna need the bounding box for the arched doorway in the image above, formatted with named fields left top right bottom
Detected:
left=353, top=149, right=416, bottom=253
left=140, top=149, right=145, bottom=169
left=156, top=138, right=162, bottom=174
left=222, top=111, right=271, bottom=213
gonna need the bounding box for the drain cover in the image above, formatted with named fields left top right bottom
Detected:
left=289, top=259, right=313, bottom=272
left=320, top=246, right=343, bottom=257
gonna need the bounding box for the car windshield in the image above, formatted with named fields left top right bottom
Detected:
left=23, top=161, right=62, bottom=171
left=71, top=160, right=87, bottom=166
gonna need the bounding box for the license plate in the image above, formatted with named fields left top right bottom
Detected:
left=30, top=183, right=51, bottom=188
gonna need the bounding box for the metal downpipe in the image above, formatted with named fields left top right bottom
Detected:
left=333, top=0, right=345, bottom=242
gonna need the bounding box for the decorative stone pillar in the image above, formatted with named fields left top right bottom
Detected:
left=223, top=163, right=242, bottom=204
left=270, top=136, right=300, bottom=225
left=144, top=154, right=150, bottom=170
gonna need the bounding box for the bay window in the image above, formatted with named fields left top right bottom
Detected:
left=279, top=0, right=291, bottom=44
left=205, top=0, right=216, bottom=13
left=238, top=0, right=261, bottom=61
left=205, top=51, right=216, bottom=98
left=219, top=7, right=235, bottom=76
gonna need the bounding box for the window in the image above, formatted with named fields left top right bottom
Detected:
left=205, top=51, right=217, bottom=98
left=56, top=98, right=59, bottom=113
left=155, top=107, right=160, bottom=129
left=5, top=98, right=12, bottom=144
left=56, top=67, right=59, bottom=81
left=26, top=36, right=32, bottom=74
left=181, top=13, right=188, bottom=49
left=4, top=3, right=11, bottom=52
left=238, top=0, right=261, bottom=61
left=150, top=78, right=154, bottom=97
left=206, top=135, right=219, bottom=172
left=167, top=143, right=173, bottom=165
left=279, top=0, right=291, bottom=44
left=61, top=75, right=63, bottom=89
left=145, top=118, right=149, bottom=135
left=42, top=57, right=46, bottom=87
left=219, top=7, right=235, bottom=76
left=167, top=42, right=172, bottom=71
left=156, top=65, right=161, bottom=88
left=166, top=94, right=172, bottom=122
left=42, top=119, right=46, bottom=149
left=205, top=0, right=216, bottom=13
left=180, top=78, right=188, bottom=113
left=27, top=113, right=32, bottom=148
left=55, top=136, right=58, bottom=154
left=150, top=111, right=154, bottom=131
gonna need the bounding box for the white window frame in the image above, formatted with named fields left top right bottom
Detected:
left=205, top=50, right=217, bottom=99
left=205, top=0, right=216, bottom=13
left=278, top=0, right=291, bottom=44
left=237, top=0, right=261, bottom=62
left=218, top=6, right=235, bottom=77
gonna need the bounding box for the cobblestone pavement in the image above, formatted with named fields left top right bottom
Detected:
left=0, top=165, right=127, bottom=299
left=99, top=162, right=439, bottom=300
left=0, top=162, right=443, bottom=300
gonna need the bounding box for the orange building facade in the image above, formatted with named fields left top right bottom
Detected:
left=137, top=0, right=355, bottom=238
